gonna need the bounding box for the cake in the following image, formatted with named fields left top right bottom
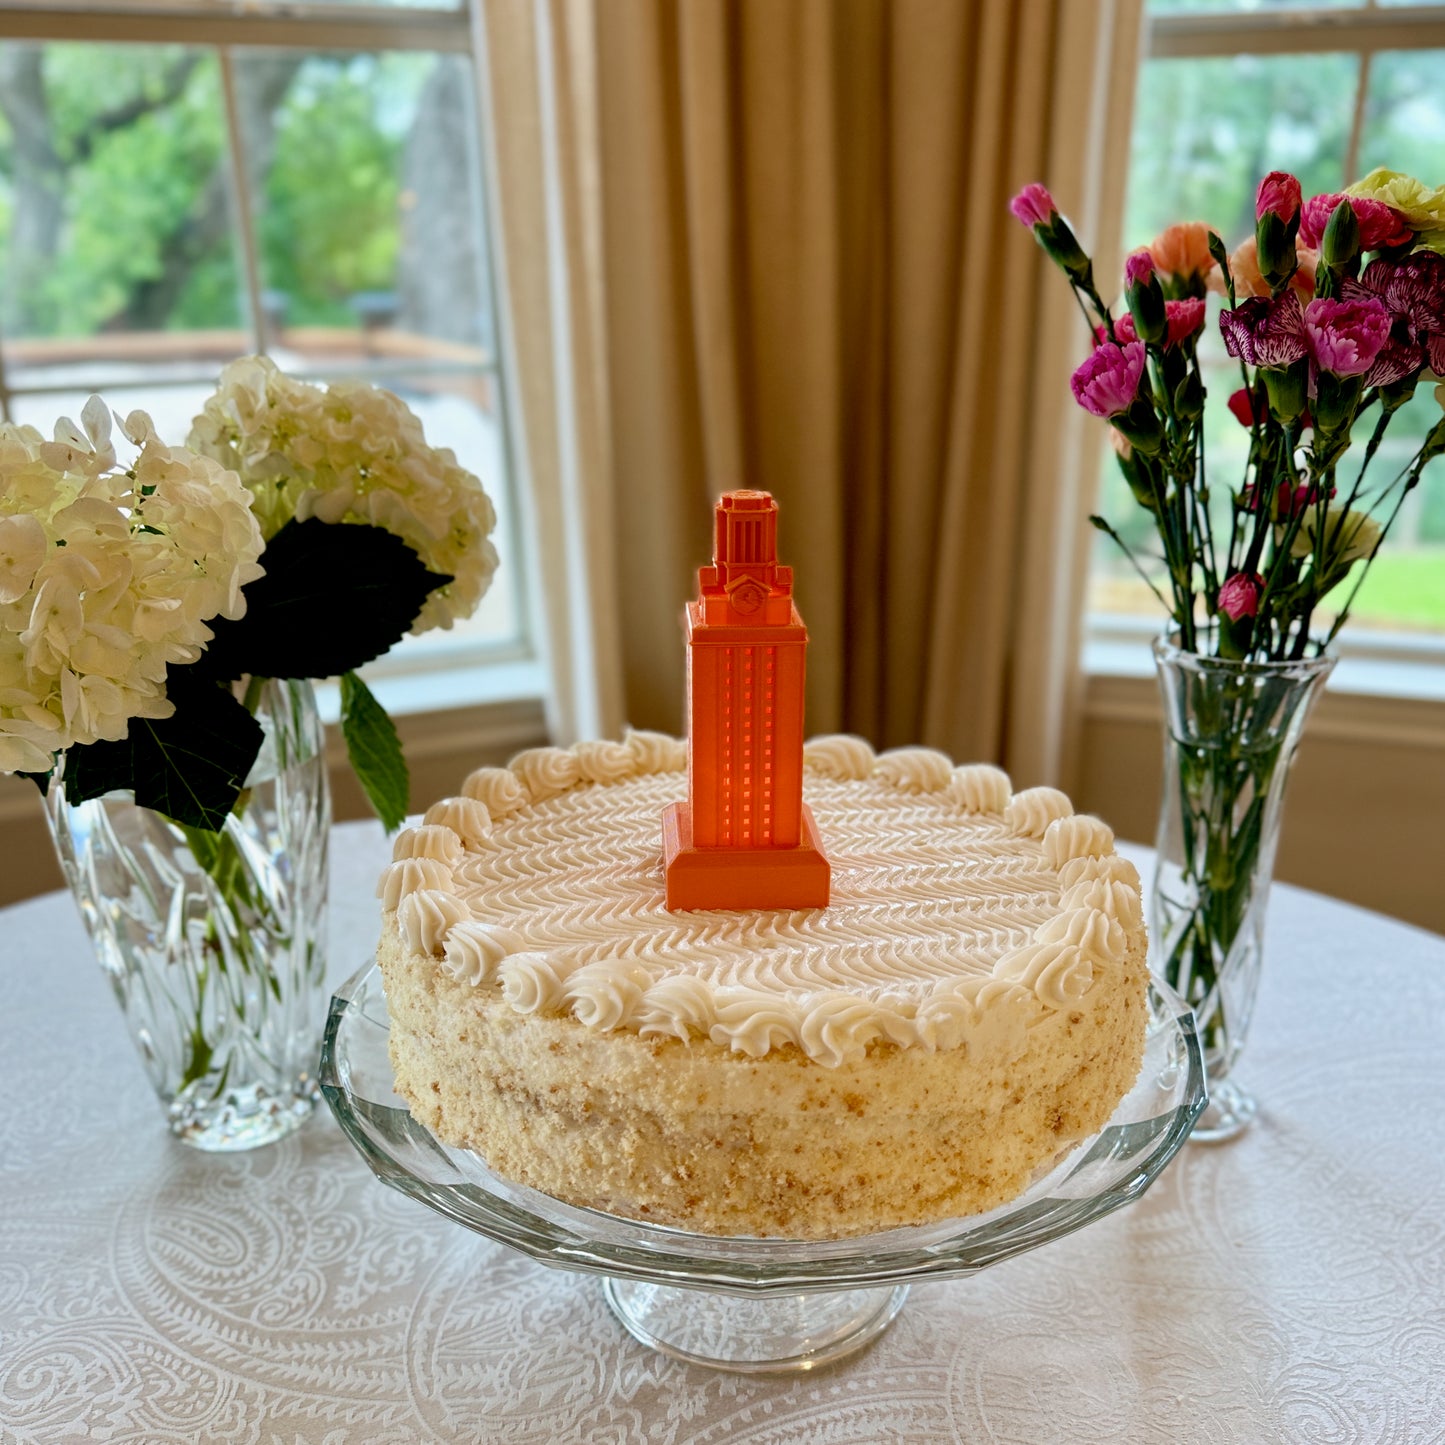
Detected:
left=376, top=731, right=1150, bottom=1239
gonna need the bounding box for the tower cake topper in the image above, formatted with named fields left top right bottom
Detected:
left=662, top=490, right=831, bottom=910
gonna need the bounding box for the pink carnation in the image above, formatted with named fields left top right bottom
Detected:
left=1070, top=341, right=1146, bottom=418
left=1298, top=193, right=1413, bottom=251
left=1218, top=573, right=1264, bottom=622
left=1009, top=183, right=1057, bottom=229
left=1098, top=299, right=1205, bottom=351
left=1256, top=171, right=1302, bottom=224
left=1302, top=296, right=1393, bottom=377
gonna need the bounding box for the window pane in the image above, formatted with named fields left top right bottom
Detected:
left=0, top=43, right=246, bottom=392
left=1125, top=52, right=1358, bottom=251
left=1358, top=49, right=1445, bottom=184
left=1098, top=51, right=1361, bottom=622
left=1147, top=0, right=1363, bottom=12
left=1343, top=48, right=1445, bottom=634
left=234, top=49, right=494, bottom=366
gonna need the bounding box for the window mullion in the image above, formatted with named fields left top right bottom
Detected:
left=218, top=47, right=269, bottom=358
left=1343, top=48, right=1375, bottom=188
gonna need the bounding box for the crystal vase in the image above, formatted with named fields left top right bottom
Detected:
left=1150, top=637, right=1333, bottom=1142
left=47, top=678, right=330, bottom=1150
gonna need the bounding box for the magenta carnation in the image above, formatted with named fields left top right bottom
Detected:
left=1217, top=573, right=1263, bottom=622
left=1009, top=183, right=1057, bottom=230
left=1299, top=193, right=1413, bottom=251
left=1255, top=171, right=1302, bottom=224
left=1302, top=296, right=1393, bottom=377
left=1070, top=341, right=1146, bottom=418
left=1124, top=249, right=1156, bottom=287
left=1345, top=252, right=1445, bottom=383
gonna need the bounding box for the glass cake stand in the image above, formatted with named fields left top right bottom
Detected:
left=320, top=962, right=1205, bottom=1373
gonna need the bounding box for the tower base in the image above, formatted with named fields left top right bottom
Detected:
left=662, top=802, right=831, bottom=911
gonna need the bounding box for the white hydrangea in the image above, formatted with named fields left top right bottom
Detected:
left=0, top=399, right=264, bottom=775
left=187, top=357, right=499, bottom=634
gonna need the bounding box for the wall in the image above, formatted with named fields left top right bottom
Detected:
left=1076, top=674, right=1445, bottom=937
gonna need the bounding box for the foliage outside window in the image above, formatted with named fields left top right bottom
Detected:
left=0, top=21, right=525, bottom=707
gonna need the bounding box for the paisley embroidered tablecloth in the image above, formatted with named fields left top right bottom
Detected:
left=2, top=823, right=1442, bottom=1444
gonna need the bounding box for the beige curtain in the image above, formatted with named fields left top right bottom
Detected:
left=482, top=0, right=1140, bottom=784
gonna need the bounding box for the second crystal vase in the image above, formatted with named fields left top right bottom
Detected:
left=1150, top=637, right=1333, bottom=1141
left=47, top=677, right=331, bottom=1151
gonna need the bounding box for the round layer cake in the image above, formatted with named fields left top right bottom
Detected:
left=376, top=731, right=1149, bottom=1240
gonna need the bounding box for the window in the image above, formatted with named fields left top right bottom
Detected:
left=1087, top=0, right=1445, bottom=697
left=0, top=3, right=540, bottom=720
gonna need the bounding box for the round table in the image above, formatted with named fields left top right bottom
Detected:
left=2, top=822, right=1442, bottom=1444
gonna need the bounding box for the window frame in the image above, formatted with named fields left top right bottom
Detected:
left=0, top=0, right=544, bottom=716
left=1085, top=0, right=1445, bottom=700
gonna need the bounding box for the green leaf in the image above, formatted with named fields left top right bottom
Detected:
left=63, top=673, right=263, bottom=830
left=340, top=670, right=409, bottom=831
left=17, top=768, right=53, bottom=795
left=196, top=518, right=452, bottom=682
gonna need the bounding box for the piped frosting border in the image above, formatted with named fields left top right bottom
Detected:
left=378, top=732, right=1142, bottom=1067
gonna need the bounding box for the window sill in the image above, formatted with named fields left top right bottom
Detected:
left=1085, top=614, right=1445, bottom=705
left=313, top=651, right=547, bottom=726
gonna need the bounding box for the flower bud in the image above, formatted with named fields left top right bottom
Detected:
left=1262, top=360, right=1309, bottom=424
left=1124, top=249, right=1168, bottom=345
left=1321, top=199, right=1361, bottom=272
left=1009, top=183, right=1056, bottom=230
left=1255, top=172, right=1302, bottom=226
left=1313, top=370, right=1365, bottom=434
left=1112, top=397, right=1165, bottom=457
left=1039, top=216, right=1092, bottom=282
left=1254, top=210, right=1298, bottom=292
left=1217, top=572, right=1263, bottom=622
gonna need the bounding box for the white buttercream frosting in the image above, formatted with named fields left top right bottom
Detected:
left=423, top=796, right=493, bottom=849
left=803, top=734, right=875, bottom=780
left=462, top=767, right=528, bottom=818
left=398, top=889, right=465, bottom=957
left=510, top=746, right=582, bottom=803
left=386, top=735, right=1143, bottom=1065
left=377, top=857, right=453, bottom=909
left=871, top=746, right=954, bottom=794
left=441, top=921, right=526, bottom=987
left=1005, top=786, right=1074, bottom=838
left=574, top=739, right=635, bottom=784
left=947, top=764, right=1012, bottom=815
left=392, top=825, right=464, bottom=867
left=623, top=728, right=686, bottom=773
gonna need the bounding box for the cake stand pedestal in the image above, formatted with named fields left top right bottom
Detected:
left=320, top=965, right=1204, bottom=1374
left=603, top=1279, right=910, bottom=1373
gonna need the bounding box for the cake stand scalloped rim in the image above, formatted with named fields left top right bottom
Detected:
left=319, top=961, right=1206, bottom=1297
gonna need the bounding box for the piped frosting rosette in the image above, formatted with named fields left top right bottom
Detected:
left=378, top=734, right=1143, bottom=1067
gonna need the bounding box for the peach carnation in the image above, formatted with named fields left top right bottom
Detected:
left=1148, top=222, right=1222, bottom=290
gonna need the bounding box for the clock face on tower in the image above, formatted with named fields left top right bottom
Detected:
left=660, top=491, right=831, bottom=912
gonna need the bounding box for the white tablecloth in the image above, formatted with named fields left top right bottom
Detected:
left=2, top=821, right=1443, bottom=1445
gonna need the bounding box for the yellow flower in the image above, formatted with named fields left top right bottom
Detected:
left=1289, top=508, right=1382, bottom=565
left=1345, top=168, right=1445, bottom=230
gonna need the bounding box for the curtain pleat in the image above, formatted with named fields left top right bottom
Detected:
left=486, top=0, right=1140, bottom=781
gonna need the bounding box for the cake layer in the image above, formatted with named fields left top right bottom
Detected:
left=376, top=732, right=1150, bottom=1238
left=379, top=922, right=1148, bottom=1239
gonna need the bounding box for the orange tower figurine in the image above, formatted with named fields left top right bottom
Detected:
left=662, top=490, right=831, bottom=910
